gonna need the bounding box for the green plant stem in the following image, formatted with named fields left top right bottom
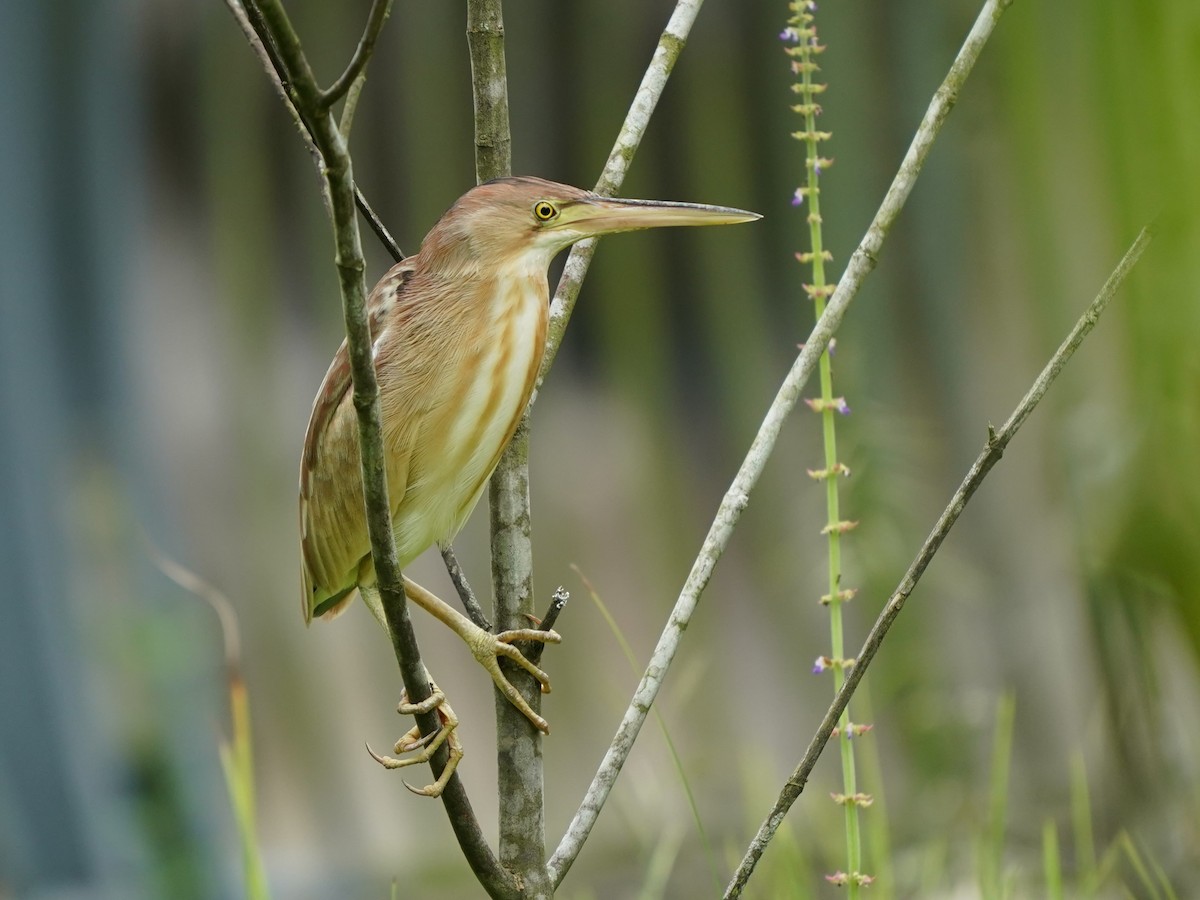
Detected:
left=794, top=8, right=865, bottom=889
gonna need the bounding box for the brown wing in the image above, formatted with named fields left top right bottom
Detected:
left=298, top=262, right=416, bottom=623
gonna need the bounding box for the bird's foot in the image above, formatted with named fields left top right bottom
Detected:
left=366, top=685, right=463, bottom=798
left=463, top=624, right=562, bottom=734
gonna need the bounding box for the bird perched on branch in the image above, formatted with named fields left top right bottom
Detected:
left=299, top=176, right=758, bottom=782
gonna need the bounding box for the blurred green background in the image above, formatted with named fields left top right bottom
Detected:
left=1, top=0, right=1197, bottom=897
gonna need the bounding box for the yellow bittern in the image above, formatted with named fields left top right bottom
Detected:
left=299, top=176, right=758, bottom=750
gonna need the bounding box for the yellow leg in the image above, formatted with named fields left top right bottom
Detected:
left=401, top=578, right=561, bottom=734
left=358, top=576, right=561, bottom=733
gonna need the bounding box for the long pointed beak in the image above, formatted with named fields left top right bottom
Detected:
left=561, top=196, right=761, bottom=237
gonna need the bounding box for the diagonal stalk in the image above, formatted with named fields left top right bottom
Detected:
left=724, top=224, right=1153, bottom=898
left=549, top=0, right=1014, bottom=885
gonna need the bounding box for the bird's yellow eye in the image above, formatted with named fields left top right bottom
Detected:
left=533, top=200, right=558, bottom=222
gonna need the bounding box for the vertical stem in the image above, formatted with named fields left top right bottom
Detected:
left=790, top=3, right=863, bottom=887
left=467, top=0, right=513, bottom=182
left=465, top=1, right=551, bottom=896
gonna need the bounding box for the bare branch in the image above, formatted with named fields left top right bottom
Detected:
left=234, top=2, right=515, bottom=895
left=547, top=0, right=1014, bottom=885
left=724, top=223, right=1155, bottom=898
left=320, top=0, right=393, bottom=109
left=440, top=545, right=491, bottom=631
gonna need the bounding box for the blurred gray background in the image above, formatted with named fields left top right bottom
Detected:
left=1, top=0, right=1197, bottom=897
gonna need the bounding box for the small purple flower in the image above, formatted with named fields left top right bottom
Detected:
left=779, top=27, right=801, bottom=42
left=813, top=159, right=822, bottom=177
left=833, top=397, right=850, bottom=415
left=812, top=656, right=828, bottom=674
left=791, top=188, right=805, bottom=207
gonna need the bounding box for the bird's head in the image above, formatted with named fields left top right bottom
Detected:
left=419, top=176, right=760, bottom=275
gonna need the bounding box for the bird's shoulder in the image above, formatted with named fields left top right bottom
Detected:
left=299, top=259, right=418, bottom=477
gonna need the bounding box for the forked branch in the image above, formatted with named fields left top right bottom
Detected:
left=724, top=224, right=1154, bottom=898
left=231, top=3, right=518, bottom=896
left=223, top=0, right=403, bottom=262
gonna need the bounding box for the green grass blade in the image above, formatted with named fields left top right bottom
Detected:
left=1070, top=751, right=1097, bottom=895
left=638, top=824, right=686, bottom=900
left=981, top=693, right=1016, bottom=900
left=220, top=676, right=271, bottom=900
left=1119, top=832, right=1162, bottom=900
left=1043, top=819, right=1063, bottom=900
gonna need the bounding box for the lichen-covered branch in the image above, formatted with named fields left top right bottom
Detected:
left=467, top=0, right=513, bottom=183
left=232, top=3, right=517, bottom=896
left=724, top=224, right=1154, bottom=898
left=548, top=0, right=1013, bottom=885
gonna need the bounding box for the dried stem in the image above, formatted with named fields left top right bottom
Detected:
left=234, top=2, right=517, bottom=896
left=548, top=0, right=1013, bottom=885
left=724, top=224, right=1154, bottom=898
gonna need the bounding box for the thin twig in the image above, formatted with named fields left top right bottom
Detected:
left=320, top=0, right=392, bottom=109
left=724, top=224, right=1154, bottom=898
left=533, top=0, right=708, bottom=400
left=528, top=587, right=570, bottom=667
left=547, top=0, right=1013, bottom=885
left=538, top=587, right=570, bottom=635
left=235, top=3, right=516, bottom=896
left=440, top=545, right=491, bottom=631
left=223, top=0, right=404, bottom=263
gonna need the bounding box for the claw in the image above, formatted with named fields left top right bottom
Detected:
left=368, top=686, right=462, bottom=798
left=395, top=579, right=561, bottom=735
left=397, top=684, right=445, bottom=717
left=463, top=627, right=560, bottom=734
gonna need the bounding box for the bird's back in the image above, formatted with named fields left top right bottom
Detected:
left=298, top=253, right=549, bottom=623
